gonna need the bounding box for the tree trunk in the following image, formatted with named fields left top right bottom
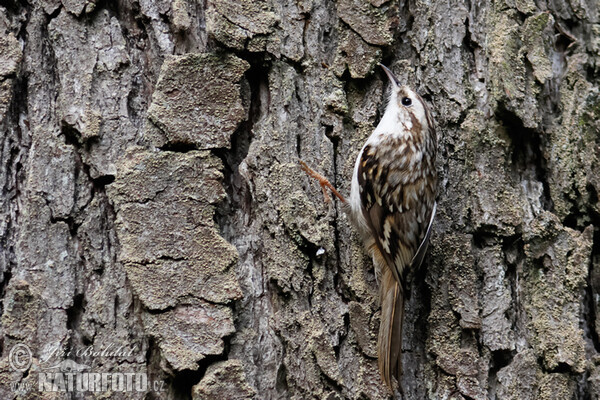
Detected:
left=1, top=0, right=599, bottom=399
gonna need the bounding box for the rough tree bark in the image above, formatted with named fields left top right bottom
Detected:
left=0, top=0, right=599, bottom=399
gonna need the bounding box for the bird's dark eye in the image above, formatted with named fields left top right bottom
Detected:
left=401, top=97, right=412, bottom=106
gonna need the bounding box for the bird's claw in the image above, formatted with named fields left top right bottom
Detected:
left=299, top=160, right=346, bottom=204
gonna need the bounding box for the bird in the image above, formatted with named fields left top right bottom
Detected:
left=300, top=63, right=437, bottom=391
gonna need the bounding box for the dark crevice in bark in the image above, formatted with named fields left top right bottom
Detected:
left=327, top=124, right=347, bottom=304
left=126, top=73, right=147, bottom=129
left=66, top=293, right=88, bottom=356
left=143, top=303, right=177, bottom=315
left=214, top=58, right=264, bottom=233
left=169, top=367, right=204, bottom=400
left=296, top=131, right=302, bottom=157
left=321, top=367, right=343, bottom=394
left=158, top=142, right=198, bottom=153
left=169, top=336, right=234, bottom=399
left=579, top=270, right=595, bottom=399
left=577, top=368, right=592, bottom=400
left=145, top=336, right=168, bottom=400
left=275, top=362, right=289, bottom=395
left=406, top=254, right=432, bottom=397
left=49, top=215, right=81, bottom=236
left=502, top=234, right=523, bottom=339
left=394, top=0, right=413, bottom=38
left=462, top=10, right=478, bottom=54
left=61, top=124, right=115, bottom=196
left=211, top=56, right=269, bottom=397
left=1, top=0, right=27, bottom=14
left=60, top=123, right=85, bottom=147
left=563, top=194, right=591, bottom=232
left=299, top=13, right=310, bottom=64
left=1, top=74, right=30, bottom=318
left=93, top=174, right=115, bottom=187
left=487, top=348, right=517, bottom=399
left=0, top=271, right=13, bottom=321
left=498, top=105, right=553, bottom=212
left=544, top=360, right=573, bottom=374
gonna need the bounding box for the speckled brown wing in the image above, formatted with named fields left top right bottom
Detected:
left=357, top=141, right=436, bottom=286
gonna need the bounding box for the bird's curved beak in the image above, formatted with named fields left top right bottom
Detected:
left=378, top=63, right=400, bottom=89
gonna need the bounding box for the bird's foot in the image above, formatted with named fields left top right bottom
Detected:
left=299, top=160, right=346, bottom=204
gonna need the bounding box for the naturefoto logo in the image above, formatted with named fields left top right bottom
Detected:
left=9, top=343, right=33, bottom=372
left=8, top=343, right=165, bottom=394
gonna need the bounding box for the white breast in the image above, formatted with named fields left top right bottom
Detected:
left=350, top=144, right=368, bottom=231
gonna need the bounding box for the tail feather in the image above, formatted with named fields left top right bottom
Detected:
left=377, top=267, right=404, bottom=389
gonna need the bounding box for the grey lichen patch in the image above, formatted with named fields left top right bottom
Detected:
left=48, top=9, right=97, bottom=132
left=273, top=299, right=348, bottom=397
left=346, top=77, right=383, bottom=126
left=206, top=11, right=253, bottom=50
left=1, top=280, right=42, bottom=342
left=255, top=162, right=327, bottom=294
left=338, top=338, right=391, bottom=400
left=499, top=357, right=576, bottom=399
left=443, top=235, right=481, bottom=330
left=279, top=190, right=326, bottom=247
left=324, top=88, right=349, bottom=115
left=547, top=55, right=598, bottom=221
left=206, top=0, right=279, bottom=52
left=49, top=10, right=117, bottom=139
left=537, top=373, right=576, bottom=399
left=336, top=0, right=395, bottom=47
left=274, top=310, right=325, bottom=397
left=347, top=235, right=379, bottom=301
left=426, top=233, right=487, bottom=398
left=488, top=11, right=540, bottom=128
left=193, top=360, right=256, bottom=400
left=48, top=9, right=136, bottom=178
left=460, top=112, right=525, bottom=235
left=478, top=246, right=514, bottom=352
left=348, top=301, right=377, bottom=358
left=61, top=0, right=96, bottom=16
left=0, top=79, right=13, bottom=121
left=147, top=52, right=250, bottom=149
left=142, top=302, right=236, bottom=371
left=521, top=13, right=555, bottom=83
left=332, top=26, right=382, bottom=79
left=496, top=350, right=541, bottom=400
left=0, top=33, right=22, bottom=77
left=504, top=0, right=537, bottom=15
left=15, top=196, right=77, bottom=310
left=522, top=211, right=592, bottom=373
left=171, top=0, right=192, bottom=31
left=212, top=0, right=278, bottom=35
left=426, top=292, right=462, bottom=358
left=25, top=136, right=77, bottom=220
left=108, top=148, right=241, bottom=310
left=311, top=329, right=343, bottom=384
left=262, top=217, right=311, bottom=295
left=580, top=93, right=600, bottom=217
left=247, top=34, right=281, bottom=54
left=0, top=358, right=30, bottom=400
left=123, top=254, right=241, bottom=310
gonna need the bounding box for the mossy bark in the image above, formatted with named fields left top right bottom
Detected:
left=0, top=0, right=599, bottom=399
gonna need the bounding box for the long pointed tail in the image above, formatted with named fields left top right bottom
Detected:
left=377, top=266, right=404, bottom=389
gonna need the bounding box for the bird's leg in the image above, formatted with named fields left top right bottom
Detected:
left=299, top=160, right=346, bottom=204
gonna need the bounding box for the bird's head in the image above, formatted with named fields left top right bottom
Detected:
left=378, top=64, right=433, bottom=136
